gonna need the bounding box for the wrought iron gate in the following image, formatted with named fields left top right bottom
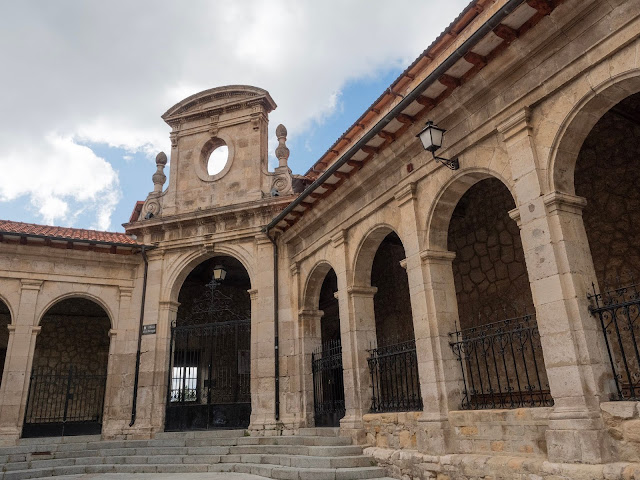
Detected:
left=588, top=280, right=640, bottom=400
left=312, top=340, right=345, bottom=427
left=23, top=365, right=107, bottom=438
left=367, top=339, right=422, bottom=413
left=165, top=319, right=251, bottom=431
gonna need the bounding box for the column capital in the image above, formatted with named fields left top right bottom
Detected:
left=6, top=325, right=16, bottom=333
left=118, top=286, right=134, bottom=299
left=30, top=326, right=41, bottom=336
left=347, top=285, right=378, bottom=297
left=331, top=230, right=348, bottom=248
left=399, top=258, right=408, bottom=270
left=247, top=288, right=259, bottom=301
left=298, top=309, right=324, bottom=319
left=508, top=207, right=522, bottom=227
left=254, top=233, right=273, bottom=247
left=289, top=261, right=299, bottom=276
left=159, top=300, right=180, bottom=313
left=20, top=279, right=43, bottom=292
left=420, top=249, right=456, bottom=264
left=394, top=182, right=417, bottom=207
left=543, top=191, right=587, bottom=215
left=496, top=107, right=532, bottom=143
left=108, top=329, right=119, bottom=337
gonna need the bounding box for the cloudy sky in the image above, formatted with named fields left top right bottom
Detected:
left=0, top=0, right=469, bottom=232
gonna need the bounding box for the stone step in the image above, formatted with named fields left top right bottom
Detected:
left=229, top=444, right=364, bottom=456
left=3, top=462, right=390, bottom=480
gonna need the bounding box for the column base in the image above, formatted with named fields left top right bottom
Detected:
left=340, top=414, right=366, bottom=444
left=0, top=426, right=20, bottom=446
left=416, top=416, right=452, bottom=455
left=546, top=409, right=610, bottom=463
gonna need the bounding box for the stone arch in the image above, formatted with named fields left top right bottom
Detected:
left=352, top=224, right=401, bottom=287
left=550, top=70, right=640, bottom=195
left=0, top=293, right=15, bottom=324
left=36, top=292, right=114, bottom=329
left=165, top=246, right=255, bottom=305
left=426, top=168, right=515, bottom=252
left=0, top=297, right=12, bottom=390
left=302, top=261, right=336, bottom=312
left=25, top=296, right=112, bottom=437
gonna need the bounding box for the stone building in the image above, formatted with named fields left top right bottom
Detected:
left=1, top=0, right=640, bottom=478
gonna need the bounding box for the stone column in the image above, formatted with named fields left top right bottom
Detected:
left=339, top=285, right=377, bottom=437
left=102, top=286, right=132, bottom=437
left=0, top=279, right=43, bottom=442
left=249, top=234, right=277, bottom=434
left=147, top=299, right=179, bottom=434
left=418, top=249, right=460, bottom=453
left=498, top=108, right=610, bottom=464
left=298, top=309, right=323, bottom=427
left=394, top=182, right=454, bottom=454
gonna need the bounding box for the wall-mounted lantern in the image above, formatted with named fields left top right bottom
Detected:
left=213, top=264, right=227, bottom=282
left=416, top=121, right=459, bottom=170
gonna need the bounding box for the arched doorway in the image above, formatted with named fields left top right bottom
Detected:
left=360, top=229, right=422, bottom=413
left=311, top=268, right=345, bottom=427
left=165, top=255, right=251, bottom=431
left=445, top=177, right=551, bottom=409
left=23, top=297, right=110, bottom=437
left=577, top=92, right=640, bottom=399
left=0, top=300, right=11, bottom=388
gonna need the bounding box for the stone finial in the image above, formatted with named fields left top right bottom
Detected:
left=275, top=124, right=290, bottom=168
left=152, top=151, right=167, bottom=193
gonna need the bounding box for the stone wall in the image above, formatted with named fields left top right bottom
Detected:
left=576, top=95, right=640, bottom=288
left=33, top=304, right=110, bottom=376
left=601, top=402, right=640, bottom=463
left=448, top=178, right=534, bottom=326
left=372, top=234, right=415, bottom=344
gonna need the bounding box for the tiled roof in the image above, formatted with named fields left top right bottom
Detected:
left=0, top=219, right=139, bottom=245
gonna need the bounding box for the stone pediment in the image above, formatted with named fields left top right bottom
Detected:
left=162, top=85, right=277, bottom=126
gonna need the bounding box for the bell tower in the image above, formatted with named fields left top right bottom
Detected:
left=139, top=85, right=294, bottom=219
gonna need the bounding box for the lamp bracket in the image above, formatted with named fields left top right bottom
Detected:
left=433, top=153, right=459, bottom=170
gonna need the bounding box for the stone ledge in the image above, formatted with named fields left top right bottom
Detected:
left=364, top=447, right=640, bottom=480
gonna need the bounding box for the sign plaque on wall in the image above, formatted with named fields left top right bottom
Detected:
left=142, top=324, right=157, bottom=335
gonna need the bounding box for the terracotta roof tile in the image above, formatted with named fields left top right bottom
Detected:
left=0, top=219, right=139, bottom=245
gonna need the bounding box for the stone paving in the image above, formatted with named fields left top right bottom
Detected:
left=45, top=474, right=268, bottom=480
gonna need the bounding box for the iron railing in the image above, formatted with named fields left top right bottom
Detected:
left=449, top=313, right=552, bottom=409
left=23, top=365, right=107, bottom=437
left=588, top=279, right=640, bottom=400
left=367, top=339, right=422, bottom=413
left=165, top=319, right=251, bottom=431
left=312, top=339, right=345, bottom=427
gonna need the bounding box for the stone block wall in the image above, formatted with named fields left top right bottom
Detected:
left=363, top=408, right=550, bottom=458
left=449, top=408, right=550, bottom=457
left=363, top=412, right=420, bottom=450
left=576, top=99, right=640, bottom=288
left=602, top=401, right=640, bottom=463
left=448, top=178, right=534, bottom=325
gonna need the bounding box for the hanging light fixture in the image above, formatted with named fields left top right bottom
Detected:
left=416, top=121, right=459, bottom=170
left=213, top=264, right=227, bottom=282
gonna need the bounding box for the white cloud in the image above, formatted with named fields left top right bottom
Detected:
left=0, top=0, right=469, bottom=229
left=0, top=134, right=120, bottom=230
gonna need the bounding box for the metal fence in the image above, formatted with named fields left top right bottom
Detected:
left=367, top=339, right=422, bottom=413
left=588, top=280, right=640, bottom=400
left=449, top=313, right=552, bottom=409
left=23, top=365, right=106, bottom=437
left=165, top=319, right=251, bottom=431
left=312, top=339, right=345, bottom=427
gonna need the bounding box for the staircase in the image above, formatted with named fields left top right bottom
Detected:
left=0, top=428, right=393, bottom=479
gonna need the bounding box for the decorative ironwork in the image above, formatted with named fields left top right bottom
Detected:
left=588, top=277, right=640, bottom=400
left=312, top=339, right=345, bottom=427
left=23, top=365, right=106, bottom=438
left=449, top=312, right=552, bottom=410
left=165, top=276, right=251, bottom=431
left=367, top=338, right=422, bottom=413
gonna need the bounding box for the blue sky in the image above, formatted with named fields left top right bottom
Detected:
left=0, top=1, right=469, bottom=232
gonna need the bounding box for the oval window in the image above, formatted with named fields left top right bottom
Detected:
left=207, top=144, right=229, bottom=176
